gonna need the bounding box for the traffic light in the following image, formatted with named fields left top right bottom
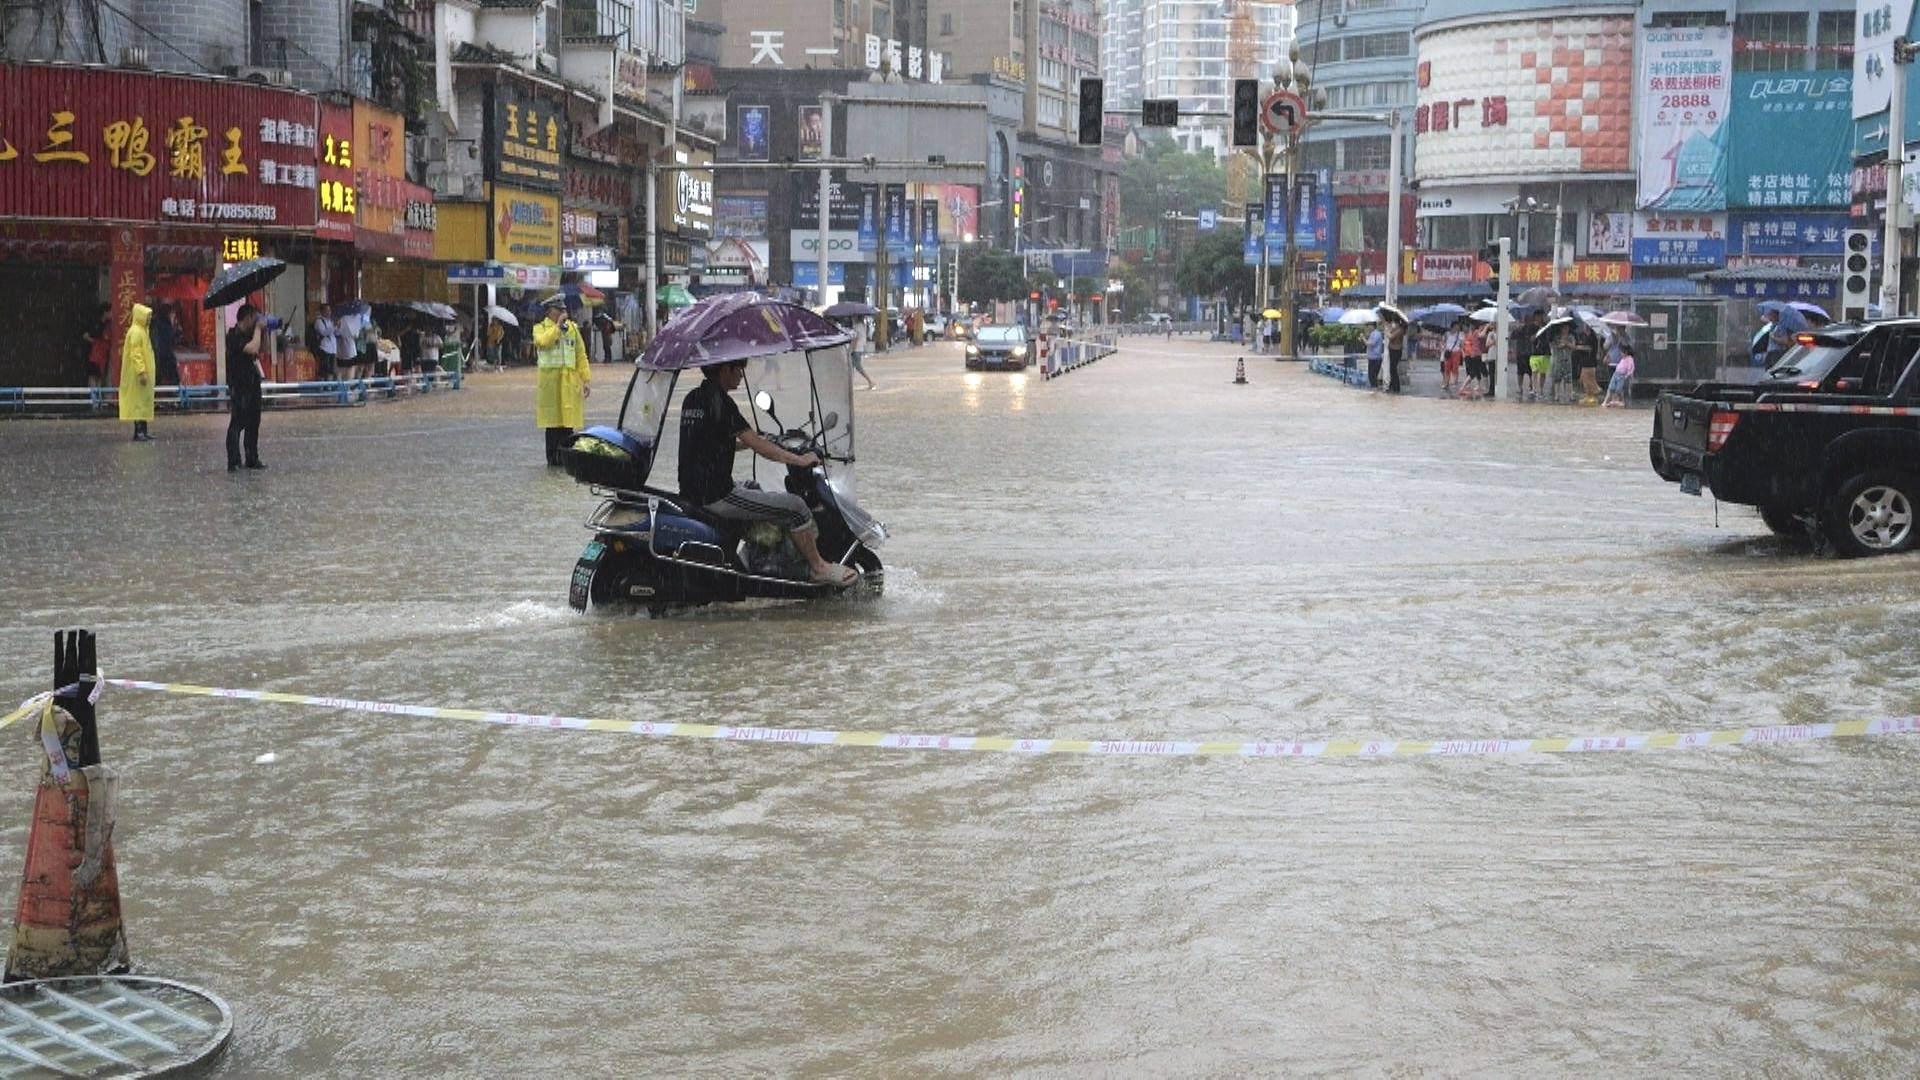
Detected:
left=1843, top=229, right=1874, bottom=321
left=1012, top=174, right=1024, bottom=227
left=1232, top=79, right=1259, bottom=147
left=1142, top=99, right=1178, bottom=127
left=1078, top=77, right=1104, bottom=146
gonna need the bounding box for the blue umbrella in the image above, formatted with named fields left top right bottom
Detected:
left=1756, top=300, right=1810, bottom=335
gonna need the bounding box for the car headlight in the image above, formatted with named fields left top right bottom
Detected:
left=967, top=344, right=979, bottom=355
left=1011, top=346, right=1028, bottom=358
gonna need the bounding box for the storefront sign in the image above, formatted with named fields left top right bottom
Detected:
left=316, top=103, right=356, bottom=241
left=1417, top=252, right=1476, bottom=283
left=992, top=56, right=1025, bottom=82
left=1729, top=72, right=1851, bottom=209
left=221, top=236, right=262, bottom=262
left=614, top=50, right=648, bottom=102
left=1413, top=17, right=1633, bottom=183
left=489, top=79, right=567, bottom=191
left=563, top=163, right=631, bottom=213
left=1728, top=211, right=1849, bottom=256
left=1415, top=183, right=1518, bottom=218
left=563, top=246, right=617, bottom=271
left=1631, top=211, right=1726, bottom=267
left=0, top=62, right=317, bottom=227
left=351, top=101, right=432, bottom=258
left=1636, top=25, right=1732, bottom=211
left=1710, top=277, right=1837, bottom=300
left=1854, top=1, right=1918, bottom=119
left=1507, top=259, right=1632, bottom=285
left=657, top=145, right=713, bottom=237
left=492, top=186, right=562, bottom=266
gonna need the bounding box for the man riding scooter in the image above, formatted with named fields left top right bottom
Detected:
left=678, top=357, right=857, bottom=587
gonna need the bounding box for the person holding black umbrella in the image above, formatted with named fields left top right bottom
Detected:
left=225, top=305, right=268, bottom=471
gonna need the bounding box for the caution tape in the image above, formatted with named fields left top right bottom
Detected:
left=1724, top=401, right=1920, bottom=417
left=66, top=678, right=1920, bottom=760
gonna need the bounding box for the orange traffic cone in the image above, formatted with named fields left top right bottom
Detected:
left=1234, top=358, right=1248, bottom=385
left=5, top=630, right=127, bottom=982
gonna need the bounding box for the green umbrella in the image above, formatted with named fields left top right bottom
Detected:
left=657, top=284, right=697, bottom=309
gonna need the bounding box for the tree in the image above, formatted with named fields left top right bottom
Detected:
left=1175, top=231, right=1255, bottom=311
left=958, top=249, right=1028, bottom=306
left=1118, top=134, right=1228, bottom=237
left=1105, top=259, right=1149, bottom=318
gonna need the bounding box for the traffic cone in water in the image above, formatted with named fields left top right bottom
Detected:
left=1234, top=358, right=1248, bottom=385
left=6, top=630, right=128, bottom=981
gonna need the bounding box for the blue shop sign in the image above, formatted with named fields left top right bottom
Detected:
left=791, top=261, right=848, bottom=287
left=1727, top=212, right=1850, bottom=256
left=1709, top=277, right=1838, bottom=300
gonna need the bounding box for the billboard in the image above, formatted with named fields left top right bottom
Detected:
left=798, top=105, right=825, bottom=160
left=490, top=79, right=566, bottom=190
left=1854, top=0, right=1918, bottom=119
left=737, top=105, right=769, bottom=162
left=492, top=186, right=561, bottom=266
left=1729, top=71, right=1851, bottom=209
left=1413, top=16, right=1633, bottom=182
left=1636, top=25, right=1731, bottom=211
left=1630, top=211, right=1726, bottom=268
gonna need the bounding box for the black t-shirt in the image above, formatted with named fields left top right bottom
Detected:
left=677, top=378, right=749, bottom=505
left=225, top=326, right=261, bottom=397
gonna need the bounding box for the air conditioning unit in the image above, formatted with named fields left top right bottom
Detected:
left=119, top=44, right=149, bottom=69
left=233, top=65, right=294, bottom=87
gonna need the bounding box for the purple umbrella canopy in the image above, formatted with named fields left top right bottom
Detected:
left=639, top=293, right=852, bottom=371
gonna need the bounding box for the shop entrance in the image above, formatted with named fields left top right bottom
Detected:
left=0, top=264, right=98, bottom=388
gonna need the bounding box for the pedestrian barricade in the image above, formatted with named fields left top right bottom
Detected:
left=1114, top=321, right=1211, bottom=337
left=1308, top=356, right=1370, bottom=389
left=1042, top=333, right=1117, bottom=380
left=0, top=370, right=462, bottom=418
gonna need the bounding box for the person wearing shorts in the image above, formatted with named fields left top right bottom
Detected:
left=1602, top=345, right=1635, bottom=407
left=1528, top=350, right=1552, bottom=400
left=1461, top=323, right=1487, bottom=398
left=678, top=358, right=856, bottom=587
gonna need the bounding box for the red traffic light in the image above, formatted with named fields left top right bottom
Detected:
left=1029, top=291, right=1040, bottom=300
left=1089, top=293, right=1103, bottom=302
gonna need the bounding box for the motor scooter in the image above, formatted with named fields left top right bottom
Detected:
left=563, top=295, right=887, bottom=614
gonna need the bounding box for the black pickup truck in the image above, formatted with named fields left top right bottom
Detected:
left=1649, top=318, right=1920, bottom=555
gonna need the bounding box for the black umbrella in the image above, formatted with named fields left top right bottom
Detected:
left=203, top=257, right=287, bottom=309
left=824, top=301, right=878, bottom=318
left=1516, top=286, right=1559, bottom=310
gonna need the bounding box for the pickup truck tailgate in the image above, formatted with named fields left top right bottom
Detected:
left=1653, top=392, right=1716, bottom=471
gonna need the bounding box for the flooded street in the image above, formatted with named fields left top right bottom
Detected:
left=3, top=339, right=1919, bottom=1074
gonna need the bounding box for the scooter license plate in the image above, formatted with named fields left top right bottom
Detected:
left=1679, top=473, right=1702, bottom=497
left=569, top=541, right=607, bottom=610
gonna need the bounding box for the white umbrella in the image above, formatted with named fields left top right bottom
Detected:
left=1337, top=308, right=1378, bottom=325
left=1469, top=307, right=1501, bottom=323
left=1375, top=302, right=1409, bottom=324
left=488, top=304, right=519, bottom=327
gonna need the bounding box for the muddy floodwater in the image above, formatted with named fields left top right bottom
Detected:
left=2, top=338, right=1918, bottom=1075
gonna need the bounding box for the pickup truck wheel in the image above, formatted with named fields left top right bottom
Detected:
left=1825, top=472, right=1919, bottom=556
left=1759, top=505, right=1809, bottom=540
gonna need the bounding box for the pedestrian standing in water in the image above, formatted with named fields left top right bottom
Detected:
left=225, top=305, right=267, bottom=471
left=849, top=316, right=875, bottom=390
left=310, top=303, right=339, bottom=381
left=533, top=295, right=591, bottom=465
left=119, top=302, right=155, bottom=442
left=151, top=301, right=180, bottom=388
left=1365, top=321, right=1385, bottom=389
left=1602, top=342, right=1636, bottom=408
left=1383, top=315, right=1406, bottom=393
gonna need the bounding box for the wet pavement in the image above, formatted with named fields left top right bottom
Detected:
left=2, top=338, right=1919, bottom=1074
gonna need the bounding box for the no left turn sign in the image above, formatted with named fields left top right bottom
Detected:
left=1263, top=90, right=1306, bottom=136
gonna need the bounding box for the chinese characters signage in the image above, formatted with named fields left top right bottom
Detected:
left=489, top=79, right=567, bottom=191
left=492, top=186, right=562, bottom=266
left=1630, top=212, right=1727, bottom=267
left=0, top=62, right=316, bottom=227
left=1729, top=72, right=1851, bottom=209
left=657, top=145, right=713, bottom=237
left=1507, top=259, right=1632, bottom=285
left=1636, top=26, right=1731, bottom=211
left=1854, top=1, right=1917, bottom=119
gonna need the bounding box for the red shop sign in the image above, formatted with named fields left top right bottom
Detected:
left=316, top=103, right=356, bottom=241
left=0, top=62, right=317, bottom=229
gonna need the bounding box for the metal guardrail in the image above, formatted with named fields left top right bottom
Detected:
left=1112, top=322, right=1213, bottom=336
left=1308, top=356, right=1371, bottom=388
left=0, top=371, right=463, bottom=417
left=1041, top=333, right=1118, bottom=380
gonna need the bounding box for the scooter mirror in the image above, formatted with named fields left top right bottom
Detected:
left=821, top=411, right=839, bottom=432
left=754, top=390, right=776, bottom=418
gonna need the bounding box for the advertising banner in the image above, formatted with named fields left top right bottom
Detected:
left=1636, top=25, right=1731, bottom=211
left=1728, top=211, right=1850, bottom=256
left=1854, top=0, right=1918, bottom=119
left=920, top=199, right=938, bottom=250
left=737, top=105, right=769, bottom=162
left=937, top=183, right=978, bottom=240
left=798, top=105, right=825, bottom=160
left=883, top=183, right=908, bottom=253
left=0, top=62, right=318, bottom=228
left=1630, top=211, right=1727, bottom=267
left=492, top=186, right=561, bottom=266
left=489, top=79, right=566, bottom=191
left=1251, top=169, right=1331, bottom=263
left=1588, top=212, right=1630, bottom=256
left=857, top=183, right=878, bottom=251
left=657, top=145, right=713, bottom=238
left=715, top=195, right=769, bottom=238
left=1729, top=71, right=1851, bottom=209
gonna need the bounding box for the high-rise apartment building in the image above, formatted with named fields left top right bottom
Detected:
left=1126, top=0, right=1295, bottom=159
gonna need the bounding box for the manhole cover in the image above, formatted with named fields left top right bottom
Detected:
left=0, top=976, right=230, bottom=1078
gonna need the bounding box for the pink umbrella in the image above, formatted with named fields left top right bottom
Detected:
left=1598, top=310, right=1648, bottom=327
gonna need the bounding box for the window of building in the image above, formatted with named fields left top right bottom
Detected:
left=1338, top=205, right=1388, bottom=254
left=1341, top=31, right=1410, bottom=62
left=1343, top=135, right=1391, bottom=171
left=1648, top=12, right=1721, bottom=29
left=1815, top=10, right=1853, bottom=66
left=873, top=3, right=891, bottom=36
left=940, top=12, right=953, bottom=36
left=1300, top=140, right=1337, bottom=172
left=1734, top=12, right=1803, bottom=73
left=1324, top=81, right=1410, bottom=110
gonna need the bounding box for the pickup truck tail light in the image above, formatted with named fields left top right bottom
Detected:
left=1707, top=409, right=1740, bottom=452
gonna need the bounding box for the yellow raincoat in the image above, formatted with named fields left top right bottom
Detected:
left=118, top=303, right=155, bottom=423
left=533, top=314, right=590, bottom=429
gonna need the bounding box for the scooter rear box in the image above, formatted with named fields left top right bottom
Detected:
left=565, top=426, right=655, bottom=490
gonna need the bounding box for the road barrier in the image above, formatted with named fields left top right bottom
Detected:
left=0, top=371, right=463, bottom=418
left=1113, top=322, right=1212, bottom=337
left=1042, top=333, right=1118, bottom=380
left=1308, top=356, right=1370, bottom=388
left=9, top=676, right=1916, bottom=763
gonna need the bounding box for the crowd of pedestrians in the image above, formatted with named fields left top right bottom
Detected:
left=1353, top=304, right=1638, bottom=408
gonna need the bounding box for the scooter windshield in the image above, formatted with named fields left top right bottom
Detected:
left=744, top=344, right=856, bottom=480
